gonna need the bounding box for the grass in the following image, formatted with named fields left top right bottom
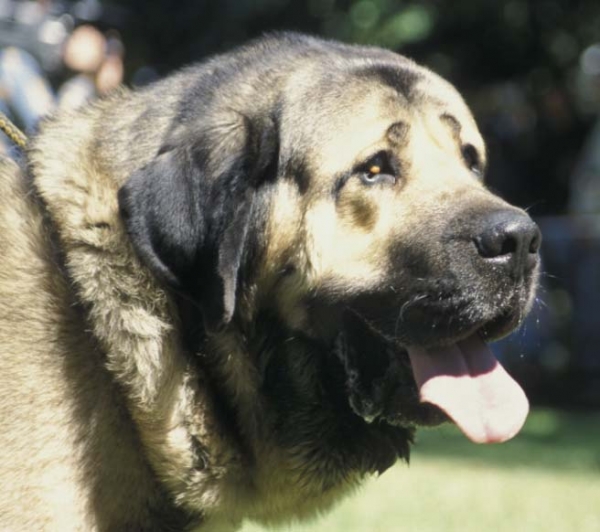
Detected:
left=240, top=409, right=600, bottom=532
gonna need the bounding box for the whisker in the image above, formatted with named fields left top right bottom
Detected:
left=523, top=199, right=545, bottom=212
left=539, top=271, right=559, bottom=281
left=394, top=293, right=428, bottom=340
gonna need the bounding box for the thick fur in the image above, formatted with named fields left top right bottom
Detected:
left=0, top=34, right=539, bottom=531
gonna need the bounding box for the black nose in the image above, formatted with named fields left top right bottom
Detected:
left=474, top=210, right=541, bottom=277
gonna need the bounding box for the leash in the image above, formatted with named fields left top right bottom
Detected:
left=0, top=111, right=28, bottom=150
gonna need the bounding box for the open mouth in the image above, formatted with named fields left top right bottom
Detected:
left=339, top=308, right=530, bottom=445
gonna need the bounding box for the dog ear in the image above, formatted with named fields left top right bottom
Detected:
left=118, top=117, right=278, bottom=328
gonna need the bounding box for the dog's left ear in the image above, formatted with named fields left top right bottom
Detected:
left=118, top=116, right=278, bottom=328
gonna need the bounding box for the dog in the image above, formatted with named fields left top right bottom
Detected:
left=0, top=33, right=540, bottom=531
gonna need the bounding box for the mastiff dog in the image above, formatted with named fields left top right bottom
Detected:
left=0, top=33, right=540, bottom=531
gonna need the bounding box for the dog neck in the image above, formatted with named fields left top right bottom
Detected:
left=27, top=102, right=249, bottom=525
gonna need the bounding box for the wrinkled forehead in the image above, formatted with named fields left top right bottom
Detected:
left=281, top=58, right=484, bottom=175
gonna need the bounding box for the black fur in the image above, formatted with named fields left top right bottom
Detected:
left=119, top=114, right=279, bottom=328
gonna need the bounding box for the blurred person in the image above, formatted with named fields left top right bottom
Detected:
left=96, top=33, right=125, bottom=94
left=0, top=18, right=124, bottom=155
left=58, top=25, right=124, bottom=110
left=0, top=46, right=55, bottom=134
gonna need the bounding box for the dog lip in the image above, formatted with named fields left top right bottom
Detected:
left=399, top=318, right=518, bottom=352
left=478, top=308, right=523, bottom=342
left=397, top=294, right=525, bottom=349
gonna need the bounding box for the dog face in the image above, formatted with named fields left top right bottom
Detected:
left=119, top=35, right=540, bottom=446
left=263, top=62, right=540, bottom=347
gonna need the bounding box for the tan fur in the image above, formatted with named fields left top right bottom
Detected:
left=0, top=82, right=367, bottom=532
left=0, top=34, right=537, bottom=531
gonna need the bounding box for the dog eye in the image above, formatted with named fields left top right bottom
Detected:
left=359, top=152, right=397, bottom=186
left=462, top=144, right=483, bottom=176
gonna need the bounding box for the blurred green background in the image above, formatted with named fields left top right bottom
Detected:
left=241, top=409, right=600, bottom=531
left=3, top=1, right=600, bottom=530
left=243, top=409, right=600, bottom=532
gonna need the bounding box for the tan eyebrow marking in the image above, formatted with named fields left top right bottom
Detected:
left=386, top=121, right=409, bottom=146
left=440, top=113, right=462, bottom=137
left=440, top=112, right=487, bottom=173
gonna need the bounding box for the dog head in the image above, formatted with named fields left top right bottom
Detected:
left=119, top=34, right=540, bottom=445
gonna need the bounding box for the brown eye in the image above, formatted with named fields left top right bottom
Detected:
left=359, top=151, right=397, bottom=185
left=363, top=164, right=383, bottom=183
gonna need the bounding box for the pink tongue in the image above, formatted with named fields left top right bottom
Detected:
left=407, top=335, right=529, bottom=444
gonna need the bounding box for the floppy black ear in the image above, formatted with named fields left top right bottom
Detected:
left=118, top=119, right=277, bottom=328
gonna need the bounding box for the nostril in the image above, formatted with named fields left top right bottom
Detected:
left=474, top=225, right=516, bottom=259
left=499, top=235, right=518, bottom=256
left=473, top=211, right=541, bottom=267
